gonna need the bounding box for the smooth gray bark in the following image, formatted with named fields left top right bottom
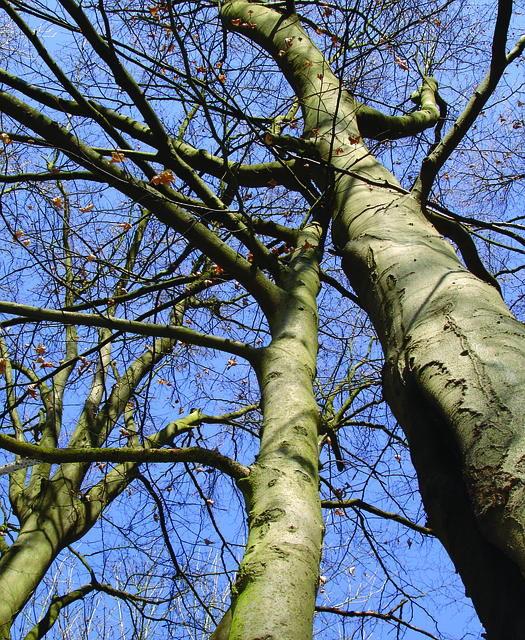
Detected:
left=334, top=173, right=525, bottom=639
left=228, top=223, right=325, bottom=640
left=221, top=2, right=525, bottom=637
left=1, top=0, right=523, bottom=637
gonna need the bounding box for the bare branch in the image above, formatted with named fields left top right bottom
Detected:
left=416, top=5, right=525, bottom=199
left=315, top=605, right=440, bottom=639
left=0, top=300, right=257, bottom=362
left=0, top=433, right=250, bottom=481
left=322, top=498, right=433, bottom=535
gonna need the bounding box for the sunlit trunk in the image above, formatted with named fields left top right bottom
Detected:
left=0, top=511, right=69, bottom=639
left=330, top=139, right=525, bottom=638
left=226, top=227, right=325, bottom=640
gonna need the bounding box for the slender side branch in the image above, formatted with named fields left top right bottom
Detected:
left=423, top=210, right=502, bottom=294
left=0, top=0, right=139, bottom=160
left=314, top=605, right=440, bottom=640
left=320, top=270, right=361, bottom=307
left=0, top=171, right=100, bottom=184
left=322, top=499, right=433, bottom=535
left=0, top=300, right=257, bottom=362
left=134, top=473, right=219, bottom=622
left=416, top=4, right=525, bottom=199
left=56, top=0, right=168, bottom=144
left=23, top=585, right=95, bottom=640
left=0, top=459, right=40, bottom=477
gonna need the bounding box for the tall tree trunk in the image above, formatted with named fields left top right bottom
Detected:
left=226, top=224, right=325, bottom=640
left=220, top=2, right=525, bottom=636
left=331, top=160, right=525, bottom=638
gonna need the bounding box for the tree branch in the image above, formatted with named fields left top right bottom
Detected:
left=134, top=473, right=219, bottom=623
left=422, top=209, right=502, bottom=294
left=0, top=68, right=311, bottom=192
left=314, top=605, right=440, bottom=639
left=56, top=0, right=169, bottom=145
left=322, top=498, right=432, bottom=535
left=320, top=270, right=361, bottom=307
left=0, top=90, right=283, bottom=318
left=23, top=585, right=95, bottom=640
left=416, top=5, right=525, bottom=199
left=0, top=434, right=250, bottom=481
left=356, top=77, right=441, bottom=141
left=0, top=300, right=257, bottom=362
left=0, top=170, right=101, bottom=184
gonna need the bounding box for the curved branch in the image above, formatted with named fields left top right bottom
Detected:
left=0, top=434, right=250, bottom=481
left=55, top=0, right=168, bottom=145
left=0, top=300, right=257, bottom=362
left=320, top=270, right=361, bottom=307
left=198, top=404, right=259, bottom=425
left=72, top=404, right=256, bottom=536
left=0, top=68, right=310, bottom=191
left=322, top=498, right=433, bottom=535
left=0, top=0, right=139, bottom=160
left=134, top=473, right=219, bottom=623
left=356, top=77, right=441, bottom=141
left=0, top=458, right=41, bottom=477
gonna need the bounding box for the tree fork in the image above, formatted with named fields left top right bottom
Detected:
left=221, top=1, right=525, bottom=634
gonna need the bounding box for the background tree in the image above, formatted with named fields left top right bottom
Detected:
left=0, top=0, right=524, bottom=639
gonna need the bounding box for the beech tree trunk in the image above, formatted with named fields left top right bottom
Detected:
left=1, top=0, right=524, bottom=637
left=333, top=169, right=525, bottom=639
left=325, top=37, right=525, bottom=640
left=226, top=223, right=325, bottom=640
left=221, top=2, right=525, bottom=637
left=0, top=481, right=80, bottom=639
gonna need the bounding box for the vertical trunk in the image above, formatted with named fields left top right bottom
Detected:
left=220, top=4, right=525, bottom=634
left=0, top=497, right=79, bottom=639
left=0, top=520, right=56, bottom=640
left=330, top=143, right=525, bottom=637
left=231, top=343, right=324, bottom=640
left=228, top=228, right=325, bottom=640
left=0, top=467, right=87, bottom=638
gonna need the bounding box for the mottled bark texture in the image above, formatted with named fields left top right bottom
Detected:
left=221, top=1, right=525, bottom=637
left=334, top=180, right=525, bottom=639
left=0, top=472, right=82, bottom=639
left=226, top=223, right=325, bottom=640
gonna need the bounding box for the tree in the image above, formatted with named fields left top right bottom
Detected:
left=0, top=0, right=524, bottom=638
